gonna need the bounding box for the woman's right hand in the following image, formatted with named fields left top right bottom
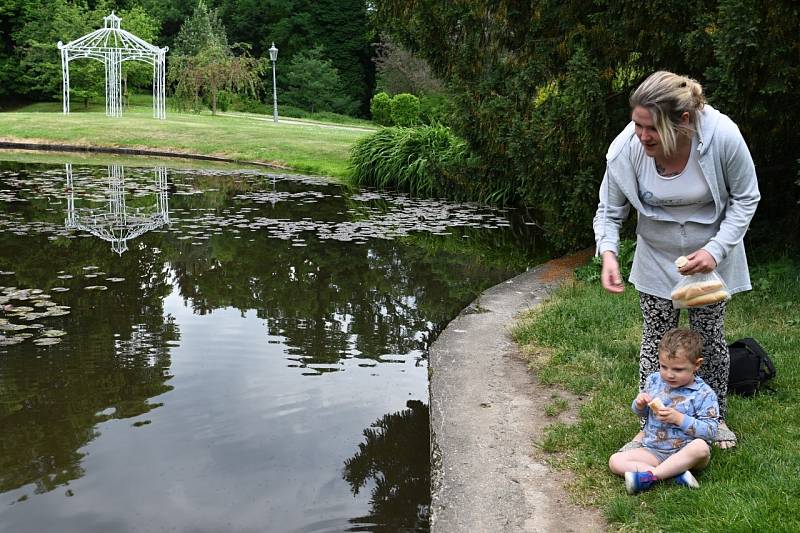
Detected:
left=601, top=251, right=625, bottom=293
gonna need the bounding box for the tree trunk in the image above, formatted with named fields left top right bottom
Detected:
left=211, top=89, right=217, bottom=115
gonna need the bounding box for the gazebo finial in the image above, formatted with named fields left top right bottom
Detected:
left=104, top=11, right=121, bottom=29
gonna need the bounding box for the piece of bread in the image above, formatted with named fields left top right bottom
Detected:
left=648, top=397, right=665, bottom=411
left=671, top=279, right=724, bottom=301
left=684, top=289, right=730, bottom=307
left=674, top=256, right=689, bottom=268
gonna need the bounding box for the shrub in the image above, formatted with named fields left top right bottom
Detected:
left=419, top=94, right=451, bottom=125
left=349, top=124, right=474, bottom=198
left=390, top=93, right=420, bottom=126
left=370, top=92, right=393, bottom=125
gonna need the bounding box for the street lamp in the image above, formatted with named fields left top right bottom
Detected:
left=269, top=42, right=278, bottom=123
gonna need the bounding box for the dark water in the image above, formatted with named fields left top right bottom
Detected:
left=0, top=157, right=548, bottom=532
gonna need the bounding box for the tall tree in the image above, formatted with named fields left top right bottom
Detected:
left=281, top=46, right=358, bottom=115
left=373, top=0, right=800, bottom=250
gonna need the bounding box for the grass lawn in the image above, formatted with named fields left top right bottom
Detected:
left=0, top=100, right=374, bottom=178
left=513, top=254, right=799, bottom=531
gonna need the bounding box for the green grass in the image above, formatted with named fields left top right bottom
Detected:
left=513, top=256, right=800, bottom=531
left=0, top=100, right=372, bottom=178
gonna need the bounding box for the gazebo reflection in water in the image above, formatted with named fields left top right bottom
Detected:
left=65, top=163, right=170, bottom=255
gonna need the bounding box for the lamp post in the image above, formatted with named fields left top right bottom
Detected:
left=269, top=42, right=278, bottom=123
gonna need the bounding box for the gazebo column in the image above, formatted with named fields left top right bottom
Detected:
left=61, top=49, right=70, bottom=115
left=105, top=50, right=123, bottom=117
left=152, top=51, right=166, bottom=119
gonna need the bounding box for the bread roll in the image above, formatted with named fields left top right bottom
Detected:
left=674, top=256, right=689, bottom=268
left=684, top=289, right=730, bottom=307
left=671, top=279, right=724, bottom=301
left=648, top=397, right=665, bottom=410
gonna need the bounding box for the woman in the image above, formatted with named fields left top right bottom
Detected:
left=593, top=71, right=760, bottom=449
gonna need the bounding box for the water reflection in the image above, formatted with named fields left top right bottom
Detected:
left=0, top=159, right=549, bottom=532
left=65, top=163, right=170, bottom=255
left=344, top=400, right=430, bottom=532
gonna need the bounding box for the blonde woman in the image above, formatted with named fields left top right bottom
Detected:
left=593, top=71, right=760, bottom=449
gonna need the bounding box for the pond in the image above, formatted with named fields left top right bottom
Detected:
left=0, top=155, right=549, bottom=532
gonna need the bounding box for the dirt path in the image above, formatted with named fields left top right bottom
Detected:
left=428, top=250, right=605, bottom=532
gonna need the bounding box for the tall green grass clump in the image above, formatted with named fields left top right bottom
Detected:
left=348, top=125, right=474, bottom=198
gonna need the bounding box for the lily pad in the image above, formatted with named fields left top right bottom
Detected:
left=33, top=337, right=62, bottom=346
left=84, top=285, right=108, bottom=291
left=41, top=329, right=67, bottom=337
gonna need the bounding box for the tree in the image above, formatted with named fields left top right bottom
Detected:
left=372, top=0, right=800, bottom=250
left=373, top=34, right=443, bottom=96
left=170, top=0, right=227, bottom=57
left=171, top=41, right=263, bottom=115
left=281, top=46, right=358, bottom=115
left=168, top=1, right=263, bottom=115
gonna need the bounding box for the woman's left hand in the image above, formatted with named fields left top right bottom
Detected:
left=679, top=249, right=717, bottom=275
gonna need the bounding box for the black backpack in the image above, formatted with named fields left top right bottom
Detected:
left=727, top=338, right=777, bottom=396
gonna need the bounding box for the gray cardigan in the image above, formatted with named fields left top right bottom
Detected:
left=593, top=104, right=761, bottom=299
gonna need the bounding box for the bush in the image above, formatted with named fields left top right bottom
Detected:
left=419, top=94, right=451, bottom=125
left=349, top=124, right=474, bottom=198
left=390, top=93, right=420, bottom=126
left=370, top=92, right=393, bottom=125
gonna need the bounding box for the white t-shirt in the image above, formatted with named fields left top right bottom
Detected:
left=636, top=136, right=714, bottom=224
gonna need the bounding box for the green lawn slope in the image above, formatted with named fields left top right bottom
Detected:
left=0, top=102, right=374, bottom=178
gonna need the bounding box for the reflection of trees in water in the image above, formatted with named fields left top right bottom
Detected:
left=343, top=400, right=430, bottom=532
left=167, top=230, right=511, bottom=365
left=0, top=236, right=178, bottom=496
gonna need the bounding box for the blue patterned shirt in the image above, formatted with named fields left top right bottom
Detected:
left=633, top=372, right=719, bottom=452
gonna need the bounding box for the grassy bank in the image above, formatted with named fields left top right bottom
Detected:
left=513, top=256, right=799, bottom=531
left=0, top=102, right=372, bottom=178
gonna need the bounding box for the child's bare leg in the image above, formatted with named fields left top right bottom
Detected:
left=609, top=448, right=660, bottom=476
left=652, top=439, right=710, bottom=479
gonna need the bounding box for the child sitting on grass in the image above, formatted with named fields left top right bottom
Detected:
left=609, top=328, right=719, bottom=494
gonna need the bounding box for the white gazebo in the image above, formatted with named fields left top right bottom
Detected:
left=57, top=12, right=168, bottom=119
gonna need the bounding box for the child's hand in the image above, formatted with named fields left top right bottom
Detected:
left=653, top=406, right=683, bottom=426
left=634, top=393, right=651, bottom=410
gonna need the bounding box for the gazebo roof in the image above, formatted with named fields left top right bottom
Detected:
left=57, top=12, right=167, bottom=55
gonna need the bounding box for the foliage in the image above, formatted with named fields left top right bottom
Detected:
left=281, top=46, right=358, bottom=115
left=370, top=91, right=393, bottom=126
left=213, top=0, right=375, bottom=114
left=373, top=0, right=800, bottom=251
left=389, top=93, right=420, bottom=127
left=13, top=0, right=98, bottom=102
left=574, top=239, right=636, bottom=283
left=373, top=33, right=443, bottom=96
left=349, top=124, right=474, bottom=198
left=418, top=93, right=452, bottom=125
left=169, top=0, right=227, bottom=57
left=168, top=2, right=263, bottom=115
left=117, top=6, right=162, bottom=94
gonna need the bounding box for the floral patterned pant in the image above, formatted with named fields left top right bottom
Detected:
left=638, top=291, right=729, bottom=423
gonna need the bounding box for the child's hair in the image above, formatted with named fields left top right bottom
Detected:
left=659, top=328, right=703, bottom=363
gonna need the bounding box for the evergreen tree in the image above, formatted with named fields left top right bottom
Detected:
left=281, top=46, right=358, bottom=115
